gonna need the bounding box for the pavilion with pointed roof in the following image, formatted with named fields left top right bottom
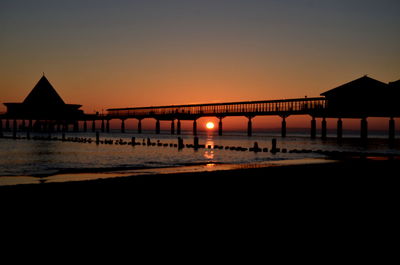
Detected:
left=3, top=75, right=84, bottom=120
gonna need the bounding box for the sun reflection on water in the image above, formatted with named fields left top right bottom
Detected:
left=204, top=136, right=215, bottom=160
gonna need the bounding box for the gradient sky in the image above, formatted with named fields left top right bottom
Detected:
left=1, top=0, right=399, bottom=130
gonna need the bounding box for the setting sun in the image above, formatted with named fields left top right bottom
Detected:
left=206, top=122, right=215, bottom=129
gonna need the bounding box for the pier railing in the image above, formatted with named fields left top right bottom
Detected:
left=107, top=97, right=327, bottom=119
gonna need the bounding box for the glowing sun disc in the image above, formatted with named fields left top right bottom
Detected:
left=206, top=122, right=215, bottom=129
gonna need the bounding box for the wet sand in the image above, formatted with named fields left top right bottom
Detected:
left=1, top=156, right=398, bottom=202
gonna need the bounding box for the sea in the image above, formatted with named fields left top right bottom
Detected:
left=0, top=129, right=399, bottom=186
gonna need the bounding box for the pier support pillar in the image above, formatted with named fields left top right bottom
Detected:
left=361, top=117, right=368, bottom=140
left=337, top=118, right=343, bottom=140
left=321, top=117, right=327, bottom=140
left=247, top=117, right=252, bottom=136
left=42, top=121, right=47, bottom=132
left=83, top=120, right=87, bottom=132
left=92, top=120, right=96, bottom=132
left=281, top=117, right=287, bottom=138
left=13, top=119, right=17, bottom=138
left=177, top=120, right=181, bottom=135
left=310, top=117, right=316, bottom=139
left=101, top=119, right=105, bottom=132
left=106, top=120, right=110, bottom=133
left=5, top=119, right=10, bottom=131
left=218, top=118, right=223, bottom=136
left=156, top=119, right=160, bottom=134
left=21, top=120, right=26, bottom=131
left=73, top=121, right=79, bottom=132
left=121, top=119, right=125, bottom=133
left=389, top=117, right=395, bottom=142
left=193, top=120, right=197, bottom=136
left=171, top=120, right=175, bottom=135
left=137, top=119, right=142, bottom=134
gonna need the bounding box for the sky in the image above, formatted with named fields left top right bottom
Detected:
left=0, top=0, right=399, bottom=130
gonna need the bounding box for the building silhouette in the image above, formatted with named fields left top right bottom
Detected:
left=4, top=75, right=83, bottom=120
left=321, top=75, right=399, bottom=117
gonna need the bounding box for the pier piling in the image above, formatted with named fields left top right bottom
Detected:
left=389, top=117, right=395, bottom=142
left=337, top=118, right=343, bottom=140
left=321, top=117, right=327, bottom=140
left=218, top=118, right=223, bottom=136
left=137, top=119, right=142, bottom=134
left=171, top=120, right=175, bottom=135
left=281, top=117, right=287, bottom=138
left=121, top=119, right=125, bottom=133
left=247, top=117, right=252, bottom=136
left=193, top=120, right=197, bottom=136
left=156, top=120, right=160, bottom=134
left=177, top=120, right=181, bottom=135
left=361, top=117, right=368, bottom=140
left=311, top=117, right=316, bottom=139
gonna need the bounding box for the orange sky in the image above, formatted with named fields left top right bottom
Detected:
left=1, top=1, right=399, bottom=130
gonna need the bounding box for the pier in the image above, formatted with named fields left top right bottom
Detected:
left=1, top=75, right=399, bottom=140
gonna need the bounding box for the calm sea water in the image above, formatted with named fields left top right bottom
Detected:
left=0, top=129, right=399, bottom=180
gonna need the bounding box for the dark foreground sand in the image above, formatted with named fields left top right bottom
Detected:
left=1, top=157, right=398, bottom=242
left=1, top=158, right=396, bottom=259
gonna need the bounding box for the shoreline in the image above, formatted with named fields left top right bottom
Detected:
left=0, top=158, right=335, bottom=187
left=1, top=155, right=398, bottom=191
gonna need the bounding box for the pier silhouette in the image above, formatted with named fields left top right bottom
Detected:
left=1, top=75, right=399, bottom=140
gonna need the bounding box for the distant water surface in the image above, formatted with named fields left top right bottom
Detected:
left=0, top=130, right=399, bottom=184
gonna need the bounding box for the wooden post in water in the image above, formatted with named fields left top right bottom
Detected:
left=178, top=137, right=184, bottom=149
left=83, top=120, right=87, bottom=132
left=194, top=136, right=199, bottom=148
left=101, top=119, right=105, bottom=132
left=96, top=131, right=100, bottom=144
left=271, top=138, right=277, bottom=153
left=92, top=120, right=96, bottom=132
